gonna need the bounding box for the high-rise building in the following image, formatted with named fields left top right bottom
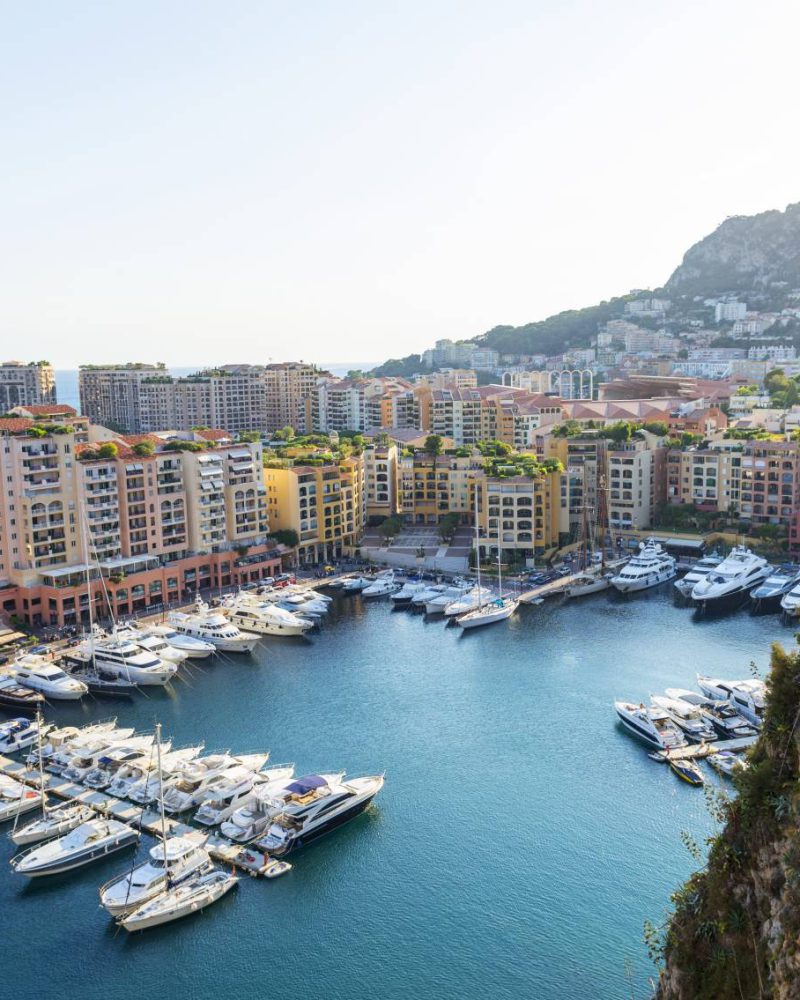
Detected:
left=79, top=363, right=168, bottom=432
left=0, top=361, right=56, bottom=410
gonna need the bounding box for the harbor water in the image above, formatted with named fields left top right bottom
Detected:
left=1, top=588, right=786, bottom=999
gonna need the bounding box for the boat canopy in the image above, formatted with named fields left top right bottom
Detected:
left=286, top=775, right=327, bottom=794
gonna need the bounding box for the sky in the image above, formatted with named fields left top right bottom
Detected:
left=2, top=1, right=800, bottom=370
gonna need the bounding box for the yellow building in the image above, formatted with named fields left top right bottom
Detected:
left=398, top=452, right=482, bottom=524
left=363, top=443, right=399, bottom=520
left=478, top=471, right=561, bottom=559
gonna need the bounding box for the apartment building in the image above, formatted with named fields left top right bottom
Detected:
left=315, top=379, right=367, bottom=433
left=398, top=452, right=483, bottom=524
left=363, top=443, right=399, bottom=520
left=263, top=362, right=320, bottom=434
left=264, top=455, right=366, bottom=564
left=665, top=447, right=741, bottom=513
left=430, top=389, right=482, bottom=446
left=478, top=393, right=563, bottom=449
left=546, top=435, right=608, bottom=535
left=79, top=364, right=168, bottom=431
left=0, top=421, right=277, bottom=627
left=414, top=369, right=478, bottom=390
left=606, top=434, right=667, bottom=531
left=0, top=362, right=56, bottom=410
left=478, top=471, right=560, bottom=560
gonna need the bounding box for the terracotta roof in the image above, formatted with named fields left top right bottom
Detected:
left=18, top=404, right=77, bottom=416
left=0, top=418, right=34, bottom=433
left=121, top=433, right=161, bottom=446
left=195, top=429, right=232, bottom=442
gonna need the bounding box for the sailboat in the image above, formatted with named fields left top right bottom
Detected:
left=457, top=485, right=519, bottom=629
left=564, top=490, right=611, bottom=598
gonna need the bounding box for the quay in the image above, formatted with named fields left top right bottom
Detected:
left=648, top=735, right=757, bottom=762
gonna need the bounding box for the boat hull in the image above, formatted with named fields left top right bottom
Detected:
left=259, top=792, right=379, bottom=857
left=14, top=830, right=139, bottom=876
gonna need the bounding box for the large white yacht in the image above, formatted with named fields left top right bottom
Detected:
left=697, top=675, right=766, bottom=728
left=613, top=700, right=687, bottom=751
left=62, top=735, right=161, bottom=784
left=110, top=745, right=203, bottom=801
left=6, top=655, right=88, bottom=700
left=168, top=598, right=259, bottom=652
left=194, top=763, right=295, bottom=826
left=750, top=564, right=800, bottom=609
left=223, top=597, right=313, bottom=637
left=673, top=553, right=724, bottom=597
left=100, top=836, right=213, bottom=917
left=145, top=624, right=216, bottom=658
left=256, top=772, right=384, bottom=856
left=113, top=623, right=189, bottom=663
left=665, top=687, right=757, bottom=740
left=73, top=635, right=178, bottom=686
left=161, top=752, right=270, bottom=813
left=219, top=772, right=342, bottom=842
left=690, top=546, right=770, bottom=608
left=609, top=540, right=676, bottom=594
left=11, top=818, right=138, bottom=877
left=650, top=695, right=716, bottom=743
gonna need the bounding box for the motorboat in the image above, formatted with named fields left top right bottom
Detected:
left=113, top=622, right=189, bottom=663
left=62, top=735, right=160, bottom=784
left=161, top=752, right=270, bottom=813
left=650, top=695, right=716, bottom=743
left=663, top=686, right=756, bottom=739
left=100, top=836, right=213, bottom=917
left=193, top=764, right=295, bottom=826
left=31, top=720, right=130, bottom=769
left=690, top=546, right=770, bottom=608
left=614, top=701, right=687, bottom=751
left=707, top=750, right=749, bottom=778
left=392, top=581, right=428, bottom=606
left=110, top=746, right=203, bottom=801
left=362, top=572, right=398, bottom=598
left=146, top=624, right=216, bottom=659
left=255, top=773, right=385, bottom=857
left=83, top=746, right=160, bottom=790
left=5, top=654, right=87, bottom=700
left=668, top=758, right=705, bottom=786
left=0, top=676, right=45, bottom=713
left=411, top=583, right=446, bottom=608
left=268, top=589, right=329, bottom=617
left=168, top=598, right=259, bottom=653
left=220, top=771, right=342, bottom=842
left=425, top=582, right=473, bottom=614
left=442, top=587, right=494, bottom=617
left=119, top=868, right=238, bottom=931
left=457, top=595, right=519, bottom=629
left=11, top=818, right=138, bottom=876
left=609, top=539, right=676, bottom=594
left=223, top=598, right=313, bottom=637
left=0, top=717, right=51, bottom=754
left=60, top=658, right=139, bottom=697
left=563, top=567, right=611, bottom=598
left=673, top=553, right=724, bottom=597
left=10, top=801, right=95, bottom=845
left=697, top=675, right=766, bottom=728
left=340, top=576, right=370, bottom=593
left=73, top=634, right=178, bottom=686
left=750, top=564, right=800, bottom=609
left=0, top=774, right=43, bottom=822
left=48, top=729, right=150, bottom=775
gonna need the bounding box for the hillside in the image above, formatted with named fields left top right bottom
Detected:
left=370, top=201, right=800, bottom=376
left=655, top=641, right=800, bottom=999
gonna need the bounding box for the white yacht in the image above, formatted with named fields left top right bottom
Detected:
left=613, top=701, right=687, bottom=751
left=6, top=654, right=87, bottom=700
left=563, top=567, right=611, bottom=598
left=0, top=774, right=43, bottom=822
left=62, top=736, right=161, bottom=784
left=609, top=539, right=676, bottom=594
left=219, top=772, right=340, bottom=842
left=412, top=583, right=446, bottom=607
left=697, top=675, right=766, bottom=728
left=362, top=572, right=398, bottom=598
left=673, top=554, right=724, bottom=597
left=83, top=746, right=154, bottom=790
left=168, top=599, right=259, bottom=653
left=256, top=773, right=384, bottom=856
left=0, top=716, right=51, bottom=754
left=425, top=582, right=473, bottom=614
left=11, top=818, right=138, bottom=876
left=11, top=801, right=95, bottom=846
left=119, top=868, right=238, bottom=931
left=340, top=576, right=370, bottom=593
left=666, top=687, right=757, bottom=740
left=750, top=564, right=800, bottom=609
left=392, top=581, right=428, bottom=606
left=650, top=695, right=716, bottom=743
left=223, top=598, right=313, bottom=637
left=113, top=622, right=189, bottom=663
left=690, top=546, right=770, bottom=608
left=146, top=624, right=216, bottom=659
left=74, top=635, right=178, bottom=686
left=270, top=590, right=329, bottom=617
left=162, top=752, right=270, bottom=813
left=100, top=836, right=213, bottom=917
left=443, top=587, right=494, bottom=617
left=32, top=722, right=134, bottom=770
left=457, top=594, right=518, bottom=629
left=110, top=746, right=203, bottom=801
left=193, top=764, right=295, bottom=826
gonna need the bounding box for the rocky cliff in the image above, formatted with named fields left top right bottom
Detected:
left=655, top=642, right=800, bottom=999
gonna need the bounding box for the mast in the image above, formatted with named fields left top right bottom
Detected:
left=497, top=548, right=504, bottom=601
left=474, top=481, right=484, bottom=610
left=155, top=723, right=171, bottom=884
left=36, top=705, right=47, bottom=817
left=581, top=502, right=589, bottom=572
left=79, top=506, right=97, bottom=676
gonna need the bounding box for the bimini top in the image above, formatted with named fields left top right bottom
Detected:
left=286, top=775, right=328, bottom=795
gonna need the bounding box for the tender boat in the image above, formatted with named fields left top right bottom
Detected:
left=168, top=598, right=259, bottom=653
left=5, top=655, right=87, bottom=700
left=146, top=624, right=216, bottom=658
left=750, top=564, right=800, bottom=609
left=0, top=717, right=51, bottom=754
left=255, top=773, right=385, bottom=857
left=223, top=598, right=313, bottom=637
left=697, top=675, right=766, bottom=728
left=650, top=695, right=716, bottom=743
left=72, top=635, right=178, bottom=686
left=0, top=774, right=43, bottom=822
left=614, top=701, right=687, bottom=751
left=119, top=868, right=238, bottom=931
left=0, top=676, right=45, bottom=713
left=673, top=554, right=724, bottom=597
left=707, top=750, right=749, bottom=778
left=609, top=539, right=676, bottom=594
left=161, top=752, right=270, bottom=813
left=11, top=818, right=138, bottom=876
left=690, top=546, right=770, bottom=608
left=668, top=757, right=705, bottom=786
left=100, top=836, right=213, bottom=917
left=10, top=801, right=95, bottom=845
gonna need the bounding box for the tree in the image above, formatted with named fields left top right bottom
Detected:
left=238, top=430, right=261, bottom=443
left=132, top=440, right=155, bottom=457
left=424, top=434, right=443, bottom=457
left=603, top=421, right=634, bottom=444
left=96, top=442, right=119, bottom=459
left=765, top=367, right=789, bottom=395
left=438, top=512, right=460, bottom=542
left=269, top=529, right=299, bottom=548
left=642, top=421, right=668, bottom=436
left=274, top=426, right=295, bottom=441
left=377, top=515, right=403, bottom=543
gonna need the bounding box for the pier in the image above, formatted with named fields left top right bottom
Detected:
left=648, top=735, right=757, bottom=762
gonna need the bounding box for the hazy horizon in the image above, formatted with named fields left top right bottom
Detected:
left=4, top=2, right=800, bottom=368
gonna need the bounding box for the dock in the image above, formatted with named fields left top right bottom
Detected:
left=648, top=735, right=757, bottom=762
left=518, top=559, right=628, bottom=604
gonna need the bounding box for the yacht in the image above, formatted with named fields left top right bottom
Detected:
left=362, top=572, right=398, bottom=598
left=411, top=583, right=446, bottom=608
left=146, top=624, right=216, bottom=659
left=11, top=818, right=138, bottom=876
left=0, top=774, right=43, bottom=822
left=10, top=801, right=95, bottom=846
left=60, top=657, right=139, bottom=697
left=224, top=598, right=313, bottom=637
left=6, top=655, right=87, bottom=700
left=193, top=764, right=295, bottom=826
left=613, top=701, right=687, bottom=751
left=62, top=736, right=160, bottom=784
left=31, top=721, right=131, bottom=769
left=219, top=773, right=342, bottom=842
left=673, top=554, right=724, bottom=598
left=707, top=750, right=749, bottom=778
left=609, top=539, right=676, bottom=594
left=168, top=599, right=259, bottom=653
left=750, top=564, right=800, bottom=609
left=119, top=868, right=238, bottom=931
left=100, top=836, right=213, bottom=917
left=256, top=773, right=384, bottom=856
left=0, top=676, right=45, bottom=714
left=83, top=747, right=157, bottom=790
left=161, top=752, right=270, bottom=813
left=269, top=590, right=329, bottom=617
left=690, top=546, right=770, bottom=608
left=425, top=582, right=473, bottom=614
left=392, top=581, right=428, bottom=606
left=341, top=576, right=370, bottom=593
left=443, top=587, right=494, bottom=617
left=666, top=687, right=758, bottom=741
left=697, top=675, right=766, bottom=728
left=457, top=594, right=519, bottom=629
left=113, top=623, right=189, bottom=663
left=563, top=567, right=611, bottom=598
left=73, top=635, right=178, bottom=686
left=0, top=717, right=51, bottom=754
left=110, top=746, right=203, bottom=801
left=650, top=695, right=716, bottom=743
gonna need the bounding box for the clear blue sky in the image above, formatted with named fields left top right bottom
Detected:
left=3, top=1, right=799, bottom=368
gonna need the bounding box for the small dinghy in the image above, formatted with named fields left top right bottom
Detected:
left=668, top=757, right=705, bottom=786
left=120, top=868, right=238, bottom=931
left=263, top=859, right=291, bottom=879
left=707, top=750, right=748, bottom=778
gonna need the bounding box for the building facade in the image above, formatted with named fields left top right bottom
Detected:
left=0, top=361, right=57, bottom=410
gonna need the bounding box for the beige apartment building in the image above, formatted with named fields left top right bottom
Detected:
left=363, top=443, right=399, bottom=520
left=478, top=471, right=560, bottom=560
left=0, top=362, right=56, bottom=410
left=606, top=434, right=667, bottom=531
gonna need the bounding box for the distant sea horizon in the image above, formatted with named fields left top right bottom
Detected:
left=54, top=362, right=379, bottom=412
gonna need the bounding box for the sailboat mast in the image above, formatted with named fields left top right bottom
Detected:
left=155, top=723, right=170, bottom=880
left=498, top=548, right=503, bottom=600
left=35, top=705, right=47, bottom=816
left=79, top=506, right=97, bottom=674
left=474, top=481, right=482, bottom=602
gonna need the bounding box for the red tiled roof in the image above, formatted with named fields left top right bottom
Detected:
left=195, top=429, right=231, bottom=441
left=20, top=404, right=77, bottom=416
left=0, top=418, right=34, bottom=432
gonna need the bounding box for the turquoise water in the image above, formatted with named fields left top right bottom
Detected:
left=0, top=590, right=785, bottom=999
